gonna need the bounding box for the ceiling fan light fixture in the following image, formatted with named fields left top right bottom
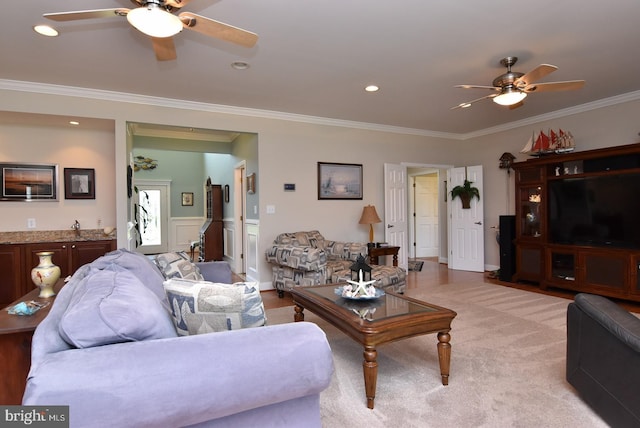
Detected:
left=493, top=87, right=527, bottom=106
left=34, top=25, right=58, bottom=37
left=127, top=4, right=183, bottom=38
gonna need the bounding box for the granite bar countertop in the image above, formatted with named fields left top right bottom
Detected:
left=0, top=229, right=116, bottom=244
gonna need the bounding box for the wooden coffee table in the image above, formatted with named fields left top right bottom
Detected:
left=290, top=284, right=457, bottom=409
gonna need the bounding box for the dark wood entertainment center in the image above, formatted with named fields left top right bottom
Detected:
left=512, top=142, right=640, bottom=303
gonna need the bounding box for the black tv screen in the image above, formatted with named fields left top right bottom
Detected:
left=548, top=173, right=640, bottom=249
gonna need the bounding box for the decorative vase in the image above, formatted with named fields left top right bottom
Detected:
left=31, top=251, right=61, bottom=298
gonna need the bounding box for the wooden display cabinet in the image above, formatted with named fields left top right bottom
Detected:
left=199, top=178, right=224, bottom=261
left=512, top=142, right=640, bottom=302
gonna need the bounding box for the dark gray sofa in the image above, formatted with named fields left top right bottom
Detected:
left=566, top=293, right=640, bottom=427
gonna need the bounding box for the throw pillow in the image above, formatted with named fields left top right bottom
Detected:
left=155, top=251, right=204, bottom=281
left=163, top=278, right=266, bottom=335
left=59, top=268, right=177, bottom=348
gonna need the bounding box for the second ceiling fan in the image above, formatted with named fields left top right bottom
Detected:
left=44, top=0, right=258, bottom=61
left=452, top=56, right=585, bottom=110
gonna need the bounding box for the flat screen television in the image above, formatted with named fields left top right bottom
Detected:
left=548, top=173, right=640, bottom=249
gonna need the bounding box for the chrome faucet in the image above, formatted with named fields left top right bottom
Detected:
left=71, top=220, right=81, bottom=237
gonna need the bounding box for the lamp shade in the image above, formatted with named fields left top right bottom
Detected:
left=127, top=4, right=183, bottom=38
left=359, top=205, right=381, bottom=242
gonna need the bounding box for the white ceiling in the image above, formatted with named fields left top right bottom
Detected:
left=3, top=0, right=640, bottom=137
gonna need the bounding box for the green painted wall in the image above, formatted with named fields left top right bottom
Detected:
left=132, top=147, right=205, bottom=217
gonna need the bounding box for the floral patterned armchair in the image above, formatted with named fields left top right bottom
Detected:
left=265, top=230, right=405, bottom=297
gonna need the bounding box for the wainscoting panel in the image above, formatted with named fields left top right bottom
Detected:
left=245, top=221, right=259, bottom=284
left=170, top=217, right=204, bottom=253
left=223, top=219, right=235, bottom=264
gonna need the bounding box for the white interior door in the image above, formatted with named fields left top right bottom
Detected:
left=415, top=174, right=439, bottom=257
left=447, top=166, right=484, bottom=272
left=134, top=180, right=170, bottom=255
left=384, top=163, right=408, bottom=270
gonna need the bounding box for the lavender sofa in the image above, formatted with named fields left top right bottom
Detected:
left=23, top=249, right=334, bottom=428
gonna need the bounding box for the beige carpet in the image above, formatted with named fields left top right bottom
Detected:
left=266, top=282, right=608, bottom=428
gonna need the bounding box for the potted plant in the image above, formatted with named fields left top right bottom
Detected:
left=450, top=179, right=480, bottom=209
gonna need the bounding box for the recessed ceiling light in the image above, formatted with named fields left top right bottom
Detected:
left=231, top=61, right=250, bottom=70
left=365, top=85, right=379, bottom=92
left=34, top=25, right=58, bottom=37
left=459, top=103, right=471, bottom=109
left=69, top=121, right=80, bottom=126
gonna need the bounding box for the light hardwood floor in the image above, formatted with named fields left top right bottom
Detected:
left=257, top=258, right=640, bottom=313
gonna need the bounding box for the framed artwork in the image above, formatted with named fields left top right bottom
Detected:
left=64, top=168, right=95, bottom=199
left=247, top=173, right=256, bottom=194
left=182, top=192, right=194, bottom=206
left=0, top=163, right=58, bottom=201
left=317, top=162, right=363, bottom=200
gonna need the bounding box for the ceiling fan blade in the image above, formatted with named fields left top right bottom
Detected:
left=525, top=80, right=586, bottom=93
left=515, top=64, right=557, bottom=88
left=455, top=84, right=500, bottom=91
left=165, top=0, right=194, bottom=8
left=152, top=37, right=177, bottom=61
left=179, top=12, right=258, bottom=48
left=451, top=93, right=497, bottom=110
left=44, top=8, right=129, bottom=22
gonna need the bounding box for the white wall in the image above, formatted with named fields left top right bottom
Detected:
left=1, top=83, right=639, bottom=286
left=0, top=120, right=116, bottom=232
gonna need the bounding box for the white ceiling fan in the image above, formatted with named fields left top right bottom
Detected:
left=43, top=0, right=258, bottom=61
left=452, top=56, right=585, bottom=110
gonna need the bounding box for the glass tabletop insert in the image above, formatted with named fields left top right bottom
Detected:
left=305, top=285, right=438, bottom=321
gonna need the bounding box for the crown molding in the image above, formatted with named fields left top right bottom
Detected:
left=459, top=90, right=640, bottom=140
left=2, top=79, right=639, bottom=141
left=0, top=79, right=453, bottom=139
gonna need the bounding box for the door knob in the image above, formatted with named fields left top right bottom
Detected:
left=475, top=221, right=482, bottom=225
left=387, top=224, right=394, bottom=228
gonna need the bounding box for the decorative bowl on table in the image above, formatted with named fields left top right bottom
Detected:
left=335, top=285, right=385, bottom=300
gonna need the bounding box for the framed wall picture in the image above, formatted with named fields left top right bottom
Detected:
left=0, top=163, right=58, bottom=201
left=64, top=168, right=95, bottom=199
left=317, top=162, right=363, bottom=200
left=182, top=192, right=194, bottom=206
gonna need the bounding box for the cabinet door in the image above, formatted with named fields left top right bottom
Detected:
left=578, top=249, right=629, bottom=293
left=0, top=245, right=23, bottom=307
left=25, top=243, right=71, bottom=280
left=514, top=244, right=543, bottom=283
left=70, top=240, right=116, bottom=272
left=518, top=185, right=542, bottom=239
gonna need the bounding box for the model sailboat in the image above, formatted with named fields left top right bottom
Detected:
left=521, top=129, right=575, bottom=156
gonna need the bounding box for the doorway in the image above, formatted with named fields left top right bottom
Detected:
left=406, top=165, right=451, bottom=266
left=410, top=171, right=440, bottom=259
left=133, top=180, right=171, bottom=254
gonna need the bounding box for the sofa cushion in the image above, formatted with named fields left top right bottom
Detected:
left=164, top=278, right=266, bottom=335
left=155, top=251, right=204, bottom=281
left=59, top=268, right=177, bottom=348
left=90, top=248, right=169, bottom=311
left=274, top=230, right=326, bottom=249
left=265, top=245, right=327, bottom=271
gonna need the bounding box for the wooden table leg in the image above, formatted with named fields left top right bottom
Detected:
left=294, top=304, right=305, bottom=322
left=363, top=346, right=378, bottom=409
left=437, top=331, right=451, bottom=385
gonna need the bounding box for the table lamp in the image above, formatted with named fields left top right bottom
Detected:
left=359, top=205, right=382, bottom=243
